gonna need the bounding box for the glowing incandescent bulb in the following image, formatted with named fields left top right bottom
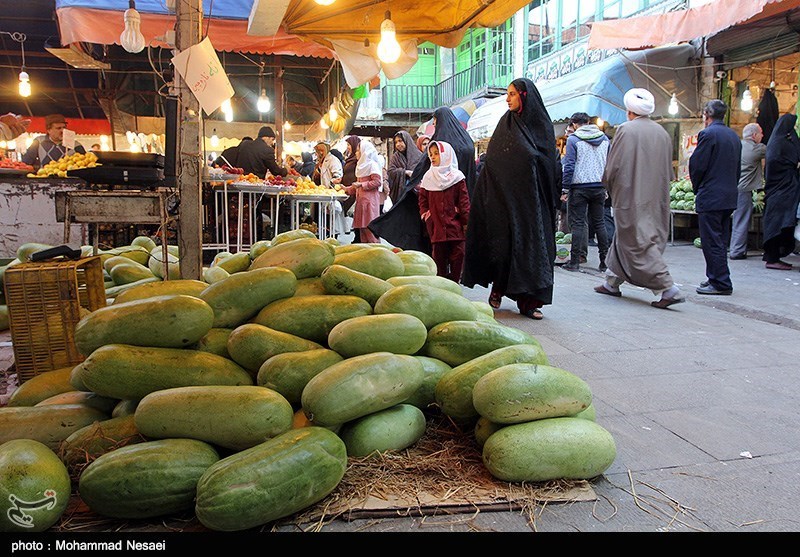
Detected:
left=257, top=90, right=271, bottom=113
left=740, top=89, right=753, bottom=112
left=314, top=0, right=336, bottom=5
left=18, top=71, right=30, bottom=97
left=319, top=117, right=329, bottom=130
left=377, top=11, right=401, bottom=64
left=120, top=1, right=146, bottom=53
left=210, top=130, right=219, bottom=148
left=668, top=93, right=679, bottom=115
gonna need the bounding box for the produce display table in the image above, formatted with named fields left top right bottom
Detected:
left=205, top=181, right=292, bottom=253
left=282, top=193, right=348, bottom=241
left=669, top=209, right=763, bottom=247
left=669, top=210, right=696, bottom=245
left=204, top=182, right=344, bottom=251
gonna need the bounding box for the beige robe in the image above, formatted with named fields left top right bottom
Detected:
left=603, top=116, right=675, bottom=292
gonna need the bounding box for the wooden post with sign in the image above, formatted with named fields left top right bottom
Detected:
left=173, top=0, right=203, bottom=279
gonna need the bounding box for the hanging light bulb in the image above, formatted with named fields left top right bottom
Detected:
left=257, top=89, right=271, bottom=113
left=741, top=89, right=753, bottom=112
left=329, top=105, right=338, bottom=121
left=283, top=121, right=292, bottom=131
left=319, top=117, right=329, bottom=130
left=220, top=98, right=234, bottom=122
left=18, top=71, right=30, bottom=97
left=315, top=0, right=336, bottom=5
left=120, top=1, right=146, bottom=54
left=668, top=93, right=679, bottom=116
left=377, top=11, right=402, bottom=64
left=210, top=129, right=219, bottom=148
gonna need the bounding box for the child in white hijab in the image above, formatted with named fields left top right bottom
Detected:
left=345, top=139, right=384, bottom=243
left=418, top=141, right=471, bottom=282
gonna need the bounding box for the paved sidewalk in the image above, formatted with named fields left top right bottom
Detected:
left=299, top=241, right=800, bottom=533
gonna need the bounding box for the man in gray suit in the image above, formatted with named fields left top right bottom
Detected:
left=729, top=123, right=766, bottom=260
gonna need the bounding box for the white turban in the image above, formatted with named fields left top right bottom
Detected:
left=623, top=88, right=655, bottom=116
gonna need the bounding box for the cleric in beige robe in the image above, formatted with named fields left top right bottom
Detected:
left=593, top=88, right=685, bottom=309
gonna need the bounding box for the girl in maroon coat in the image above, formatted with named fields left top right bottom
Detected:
left=419, top=141, right=471, bottom=282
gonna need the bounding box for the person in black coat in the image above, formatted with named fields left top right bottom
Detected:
left=236, top=126, right=287, bottom=178
left=761, top=113, right=800, bottom=269
left=213, top=137, right=252, bottom=169
left=462, top=77, right=561, bottom=320
left=689, top=100, right=742, bottom=295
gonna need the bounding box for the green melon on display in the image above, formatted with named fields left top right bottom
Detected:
left=0, top=439, right=71, bottom=532
left=482, top=417, right=616, bottom=482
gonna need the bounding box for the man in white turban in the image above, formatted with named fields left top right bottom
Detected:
left=594, top=88, right=684, bottom=309
left=623, top=88, right=656, bottom=116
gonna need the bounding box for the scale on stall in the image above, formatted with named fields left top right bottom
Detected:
left=67, top=151, right=165, bottom=189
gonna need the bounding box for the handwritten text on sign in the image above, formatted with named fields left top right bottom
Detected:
left=172, top=37, right=234, bottom=116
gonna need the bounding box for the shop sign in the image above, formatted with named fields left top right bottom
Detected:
left=172, top=37, right=235, bottom=116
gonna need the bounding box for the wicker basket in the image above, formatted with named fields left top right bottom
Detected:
left=3, top=256, right=106, bottom=383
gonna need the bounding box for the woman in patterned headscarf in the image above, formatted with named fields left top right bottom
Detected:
left=461, top=78, right=561, bottom=320
left=388, top=130, right=423, bottom=205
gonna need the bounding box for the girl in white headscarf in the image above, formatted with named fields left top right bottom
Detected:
left=345, top=139, right=384, bottom=243
left=419, top=141, right=471, bottom=282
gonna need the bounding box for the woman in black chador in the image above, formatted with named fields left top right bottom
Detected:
left=461, top=78, right=561, bottom=320
left=761, top=113, right=800, bottom=269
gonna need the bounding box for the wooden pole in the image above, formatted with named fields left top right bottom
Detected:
left=275, top=57, right=284, bottom=162
left=173, top=0, right=203, bottom=279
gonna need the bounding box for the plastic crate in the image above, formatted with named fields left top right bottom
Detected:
left=3, top=256, right=106, bottom=383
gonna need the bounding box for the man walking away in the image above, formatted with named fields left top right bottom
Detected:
left=561, top=112, right=610, bottom=272
left=729, top=124, right=765, bottom=260
left=689, top=100, right=742, bottom=295
left=593, top=88, right=684, bottom=309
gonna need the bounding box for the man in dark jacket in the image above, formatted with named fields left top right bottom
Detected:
left=236, top=126, right=287, bottom=178
left=689, top=100, right=742, bottom=295
left=213, top=136, right=252, bottom=169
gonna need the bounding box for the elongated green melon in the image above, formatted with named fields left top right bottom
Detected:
left=74, top=295, right=214, bottom=356
left=434, top=344, right=550, bottom=420
left=338, top=404, right=427, bottom=457
left=134, top=386, right=294, bottom=451
left=79, top=438, right=220, bottom=519
left=472, top=364, right=593, bottom=424
left=253, top=294, right=372, bottom=345
left=327, top=313, right=427, bottom=357
left=73, top=344, right=252, bottom=400
left=301, top=352, right=424, bottom=426
left=423, top=320, right=543, bottom=366
left=199, top=266, right=297, bottom=328
left=0, top=439, right=71, bottom=532
left=257, top=349, right=344, bottom=405
left=374, top=285, right=478, bottom=329
left=482, top=417, right=616, bottom=482
left=226, top=323, right=323, bottom=374
left=195, top=427, right=346, bottom=531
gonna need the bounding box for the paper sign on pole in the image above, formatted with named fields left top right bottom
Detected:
left=171, top=37, right=235, bottom=116
left=62, top=129, right=76, bottom=150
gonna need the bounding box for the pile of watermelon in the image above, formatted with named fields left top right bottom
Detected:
left=0, top=230, right=616, bottom=532
left=670, top=178, right=696, bottom=211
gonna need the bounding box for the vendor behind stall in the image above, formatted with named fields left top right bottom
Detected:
left=237, top=126, right=287, bottom=178
left=21, top=114, right=85, bottom=169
